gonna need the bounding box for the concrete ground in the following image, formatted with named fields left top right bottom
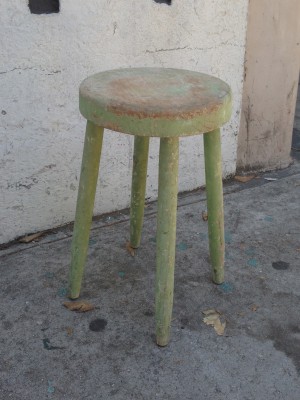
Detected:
left=1, top=156, right=300, bottom=400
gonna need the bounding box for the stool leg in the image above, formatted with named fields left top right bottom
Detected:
left=203, top=128, right=225, bottom=284
left=156, top=137, right=179, bottom=346
left=69, top=121, right=104, bottom=299
left=130, top=136, right=150, bottom=248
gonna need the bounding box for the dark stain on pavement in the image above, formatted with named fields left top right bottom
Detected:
left=89, top=318, right=107, bottom=332
left=267, top=323, right=300, bottom=374
left=272, top=261, right=290, bottom=270
left=144, top=310, right=154, bottom=317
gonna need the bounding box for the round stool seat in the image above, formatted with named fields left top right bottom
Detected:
left=79, top=68, right=232, bottom=137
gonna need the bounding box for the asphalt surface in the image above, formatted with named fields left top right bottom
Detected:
left=0, top=158, right=300, bottom=400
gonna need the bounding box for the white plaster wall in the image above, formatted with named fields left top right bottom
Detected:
left=237, top=0, right=300, bottom=172
left=0, top=0, right=248, bottom=244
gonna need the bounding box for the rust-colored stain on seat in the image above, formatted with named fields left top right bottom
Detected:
left=79, top=68, right=232, bottom=137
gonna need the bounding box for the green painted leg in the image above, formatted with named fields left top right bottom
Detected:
left=69, top=121, right=104, bottom=299
left=130, top=136, right=150, bottom=248
left=203, top=128, right=225, bottom=284
left=156, top=137, right=179, bottom=346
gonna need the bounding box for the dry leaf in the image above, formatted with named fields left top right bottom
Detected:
left=19, top=232, right=43, bottom=243
left=66, top=327, right=73, bottom=336
left=250, top=304, right=259, bottom=312
left=126, top=241, right=135, bottom=257
left=234, top=175, right=255, bottom=183
left=213, top=319, right=226, bottom=336
left=63, top=301, right=95, bottom=312
left=204, top=314, right=220, bottom=324
left=202, top=210, right=208, bottom=221
left=202, top=309, right=226, bottom=336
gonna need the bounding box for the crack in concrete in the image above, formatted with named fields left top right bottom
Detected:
left=0, top=67, right=61, bottom=75
left=145, top=46, right=188, bottom=53
left=145, top=42, right=243, bottom=55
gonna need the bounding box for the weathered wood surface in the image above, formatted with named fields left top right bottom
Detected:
left=80, top=68, right=232, bottom=137
left=69, top=122, right=103, bottom=299
left=156, top=137, right=179, bottom=346
left=203, top=128, right=225, bottom=284
left=130, top=136, right=150, bottom=248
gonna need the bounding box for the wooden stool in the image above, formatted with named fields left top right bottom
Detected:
left=69, top=68, right=232, bottom=346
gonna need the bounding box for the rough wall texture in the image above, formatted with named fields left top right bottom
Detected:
left=0, top=0, right=248, bottom=244
left=237, top=0, right=300, bottom=172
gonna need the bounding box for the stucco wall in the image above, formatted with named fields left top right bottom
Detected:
left=237, top=0, right=300, bottom=172
left=0, top=0, right=248, bottom=244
